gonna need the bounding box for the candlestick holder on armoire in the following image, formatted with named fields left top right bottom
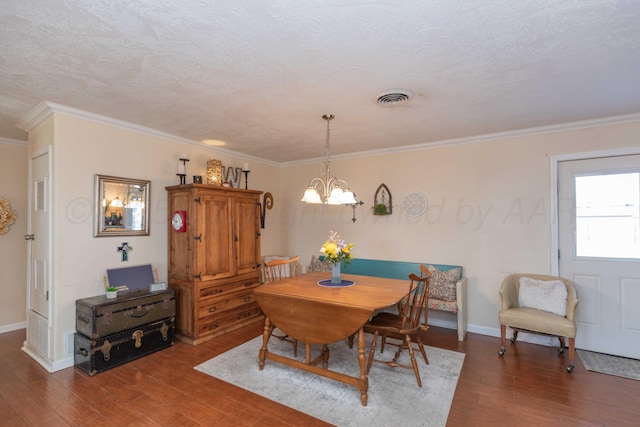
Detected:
left=177, top=157, right=189, bottom=185
left=242, top=164, right=250, bottom=189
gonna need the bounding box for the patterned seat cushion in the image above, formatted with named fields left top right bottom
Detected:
left=427, top=298, right=458, bottom=313
left=427, top=265, right=461, bottom=302
left=308, top=255, right=333, bottom=272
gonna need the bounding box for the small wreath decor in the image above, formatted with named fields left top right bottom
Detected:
left=0, top=197, right=17, bottom=234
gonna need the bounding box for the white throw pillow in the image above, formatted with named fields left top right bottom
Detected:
left=518, top=277, right=568, bottom=316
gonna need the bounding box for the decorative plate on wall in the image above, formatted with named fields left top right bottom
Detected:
left=402, top=192, right=428, bottom=217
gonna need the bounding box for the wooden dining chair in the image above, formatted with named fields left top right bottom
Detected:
left=376, top=264, right=430, bottom=363
left=365, top=271, right=431, bottom=387
left=264, top=256, right=300, bottom=356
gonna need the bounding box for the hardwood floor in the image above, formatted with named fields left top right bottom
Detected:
left=1, top=322, right=639, bottom=426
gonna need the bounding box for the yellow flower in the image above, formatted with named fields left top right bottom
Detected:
left=319, top=231, right=354, bottom=264
left=324, top=242, right=337, bottom=255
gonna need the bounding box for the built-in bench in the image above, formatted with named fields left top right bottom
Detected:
left=341, top=258, right=468, bottom=341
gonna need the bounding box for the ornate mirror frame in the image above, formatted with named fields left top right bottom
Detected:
left=95, top=174, right=150, bottom=237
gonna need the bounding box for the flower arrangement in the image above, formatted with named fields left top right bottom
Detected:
left=320, top=231, right=355, bottom=265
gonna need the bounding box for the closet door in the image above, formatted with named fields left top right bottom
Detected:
left=26, top=148, right=52, bottom=361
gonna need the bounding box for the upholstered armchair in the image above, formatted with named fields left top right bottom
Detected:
left=498, top=274, right=578, bottom=373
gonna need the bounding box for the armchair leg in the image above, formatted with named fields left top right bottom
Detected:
left=566, top=337, right=575, bottom=373
left=558, top=337, right=565, bottom=354
left=498, top=324, right=507, bottom=356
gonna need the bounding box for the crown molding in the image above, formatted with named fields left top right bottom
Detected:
left=14, top=101, right=280, bottom=167
left=284, top=111, right=640, bottom=166
left=0, top=136, right=27, bottom=147
left=14, top=101, right=52, bottom=132
left=15, top=101, right=640, bottom=168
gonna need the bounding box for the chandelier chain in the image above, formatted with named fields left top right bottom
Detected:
left=300, top=113, right=358, bottom=207
left=323, top=114, right=333, bottom=173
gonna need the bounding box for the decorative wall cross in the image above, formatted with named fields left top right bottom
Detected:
left=117, top=242, right=133, bottom=262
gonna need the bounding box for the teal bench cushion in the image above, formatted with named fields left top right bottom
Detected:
left=338, top=258, right=462, bottom=281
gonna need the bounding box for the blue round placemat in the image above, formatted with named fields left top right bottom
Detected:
left=317, top=279, right=356, bottom=288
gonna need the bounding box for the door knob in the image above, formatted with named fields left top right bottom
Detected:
left=24, top=234, right=35, bottom=240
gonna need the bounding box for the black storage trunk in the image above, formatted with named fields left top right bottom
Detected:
left=76, top=289, right=175, bottom=339
left=74, top=317, right=175, bottom=376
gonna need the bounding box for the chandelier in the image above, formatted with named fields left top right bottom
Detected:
left=301, top=114, right=357, bottom=205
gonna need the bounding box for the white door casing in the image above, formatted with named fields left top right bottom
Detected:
left=28, top=150, right=51, bottom=320
left=557, top=154, right=640, bottom=358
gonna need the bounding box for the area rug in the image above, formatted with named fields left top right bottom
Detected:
left=195, top=335, right=465, bottom=427
left=577, top=349, right=640, bottom=380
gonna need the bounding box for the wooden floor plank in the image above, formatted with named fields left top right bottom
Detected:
left=1, top=322, right=640, bottom=426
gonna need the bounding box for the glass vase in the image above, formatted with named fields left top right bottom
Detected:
left=331, top=262, right=341, bottom=284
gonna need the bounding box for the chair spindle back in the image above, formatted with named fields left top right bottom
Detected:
left=264, top=255, right=300, bottom=283
left=400, top=272, right=431, bottom=333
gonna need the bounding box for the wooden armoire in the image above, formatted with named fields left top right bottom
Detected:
left=166, top=184, right=263, bottom=345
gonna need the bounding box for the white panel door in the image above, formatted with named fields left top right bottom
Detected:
left=558, top=155, right=640, bottom=358
left=29, top=151, right=50, bottom=319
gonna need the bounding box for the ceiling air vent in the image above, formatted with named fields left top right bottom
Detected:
left=376, top=89, right=415, bottom=107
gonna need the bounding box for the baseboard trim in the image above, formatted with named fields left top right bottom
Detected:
left=21, top=342, right=74, bottom=373
left=21, top=342, right=54, bottom=373
left=0, top=321, right=26, bottom=334
left=431, top=320, right=557, bottom=347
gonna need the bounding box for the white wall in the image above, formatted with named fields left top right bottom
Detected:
left=0, top=140, right=28, bottom=332
left=22, top=108, right=283, bottom=364
left=282, top=119, right=640, bottom=332
left=8, top=103, right=640, bottom=367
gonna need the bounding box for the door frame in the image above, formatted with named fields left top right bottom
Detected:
left=24, top=145, right=54, bottom=366
left=550, top=146, right=640, bottom=275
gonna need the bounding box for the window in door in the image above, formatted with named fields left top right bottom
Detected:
left=575, top=172, right=640, bottom=259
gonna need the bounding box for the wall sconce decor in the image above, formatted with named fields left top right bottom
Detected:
left=207, top=159, right=222, bottom=185
left=0, top=196, right=17, bottom=234
left=373, top=183, right=392, bottom=215
left=259, top=192, right=273, bottom=229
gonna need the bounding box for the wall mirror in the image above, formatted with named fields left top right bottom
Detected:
left=95, top=174, right=150, bottom=237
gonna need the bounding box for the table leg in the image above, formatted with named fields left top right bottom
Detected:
left=321, top=344, right=329, bottom=369
left=259, top=316, right=273, bottom=370
left=348, top=333, right=355, bottom=349
left=357, top=327, right=369, bottom=406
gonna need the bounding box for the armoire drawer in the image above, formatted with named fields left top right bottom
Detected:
left=197, top=303, right=261, bottom=336
left=198, top=276, right=260, bottom=301
left=197, top=291, right=256, bottom=319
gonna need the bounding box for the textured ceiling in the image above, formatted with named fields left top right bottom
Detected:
left=2, top=1, right=640, bottom=163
